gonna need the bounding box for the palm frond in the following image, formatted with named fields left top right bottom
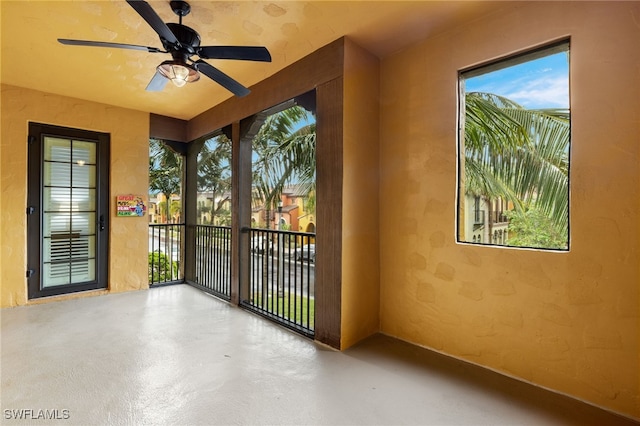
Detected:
left=252, top=107, right=316, bottom=213
left=464, top=93, right=570, bottom=235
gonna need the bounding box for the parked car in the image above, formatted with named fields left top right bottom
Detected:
left=251, top=236, right=273, bottom=254
left=294, top=244, right=315, bottom=262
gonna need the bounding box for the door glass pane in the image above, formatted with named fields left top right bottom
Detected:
left=43, top=161, right=70, bottom=187
left=42, top=137, right=97, bottom=288
left=43, top=212, right=70, bottom=238
left=43, top=187, right=72, bottom=211
left=72, top=163, right=96, bottom=188
left=43, top=263, right=71, bottom=287
left=71, top=188, right=96, bottom=212
left=72, top=141, right=96, bottom=164
left=71, top=213, right=96, bottom=235
left=71, top=259, right=95, bottom=283
left=44, top=137, right=71, bottom=162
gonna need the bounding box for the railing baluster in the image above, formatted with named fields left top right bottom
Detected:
left=241, top=228, right=315, bottom=337
left=188, top=225, right=232, bottom=300
left=148, top=223, right=185, bottom=286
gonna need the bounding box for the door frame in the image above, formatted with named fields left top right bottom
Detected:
left=27, top=122, right=110, bottom=299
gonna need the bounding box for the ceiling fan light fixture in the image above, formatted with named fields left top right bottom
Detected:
left=157, top=60, right=200, bottom=87
left=59, top=0, right=269, bottom=96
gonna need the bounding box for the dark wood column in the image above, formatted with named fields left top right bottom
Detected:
left=184, top=138, right=205, bottom=283
left=314, top=77, right=344, bottom=349
left=231, top=115, right=269, bottom=305
left=230, top=121, right=243, bottom=305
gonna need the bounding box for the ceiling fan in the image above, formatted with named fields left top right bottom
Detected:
left=58, top=0, right=272, bottom=97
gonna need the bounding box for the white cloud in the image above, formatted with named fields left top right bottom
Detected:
left=468, top=74, right=569, bottom=109
left=503, top=75, right=569, bottom=109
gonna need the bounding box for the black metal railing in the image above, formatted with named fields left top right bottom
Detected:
left=149, top=223, right=184, bottom=286
left=193, top=225, right=232, bottom=300
left=242, top=228, right=315, bottom=337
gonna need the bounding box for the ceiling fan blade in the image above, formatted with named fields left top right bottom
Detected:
left=194, top=60, right=250, bottom=97
left=146, top=71, right=168, bottom=92
left=197, top=46, right=272, bottom=62
left=58, top=39, right=162, bottom=53
left=126, top=0, right=178, bottom=45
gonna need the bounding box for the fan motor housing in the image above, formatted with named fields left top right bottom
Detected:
left=166, top=23, right=201, bottom=49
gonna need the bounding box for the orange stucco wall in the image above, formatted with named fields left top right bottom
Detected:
left=341, top=39, right=381, bottom=349
left=379, top=1, right=639, bottom=419
left=0, top=85, right=150, bottom=307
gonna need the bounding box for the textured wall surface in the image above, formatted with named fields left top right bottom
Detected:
left=0, top=85, right=150, bottom=307
left=341, top=39, right=381, bottom=349
left=379, top=1, right=639, bottom=419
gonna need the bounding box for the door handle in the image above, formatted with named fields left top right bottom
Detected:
left=99, top=215, right=105, bottom=231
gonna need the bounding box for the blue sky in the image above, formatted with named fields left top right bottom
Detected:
left=464, top=51, right=569, bottom=109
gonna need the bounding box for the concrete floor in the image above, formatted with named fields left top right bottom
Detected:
left=1, top=285, right=636, bottom=426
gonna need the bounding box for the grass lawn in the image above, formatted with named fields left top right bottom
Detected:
left=251, top=292, right=315, bottom=330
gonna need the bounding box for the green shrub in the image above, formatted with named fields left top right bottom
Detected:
left=148, top=252, right=178, bottom=284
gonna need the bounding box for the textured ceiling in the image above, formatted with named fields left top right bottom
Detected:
left=1, top=1, right=504, bottom=120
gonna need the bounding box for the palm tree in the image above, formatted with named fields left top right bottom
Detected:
left=252, top=106, right=316, bottom=227
left=197, top=134, right=232, bottom=224
left=463, top=92, right=570, bottom=246
left=149, top=139, right=182, bottom=223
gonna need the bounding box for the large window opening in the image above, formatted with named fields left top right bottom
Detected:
left=457, top=40, right=571, bottom=251
left=243, top=95, right=317, bottom=335
left=192, top=130, right=233, bottom=299
left=148, top=139, right=184, bottom=285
